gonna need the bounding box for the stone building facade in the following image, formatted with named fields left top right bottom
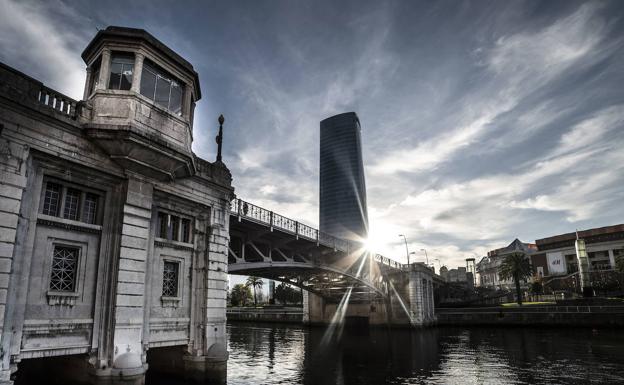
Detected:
left=475, top=239, right=537, bottom=289
left=0, top=27, right=233, bottom=384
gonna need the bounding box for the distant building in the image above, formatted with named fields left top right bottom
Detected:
left=531, top=224, right=624, bottom=278
left=476, top=239, right=537, bottom=289
left=319, top=112, right=368, bottom=241
left=439, top=265, right=474, bottom=289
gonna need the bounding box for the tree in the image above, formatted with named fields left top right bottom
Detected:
left=230, top=284, right=252, bottom=307
left=274, top=282, right=303, bottom=305
left=246, top=276, right=263, bottom=306
left=498, top=252, right=533, bottom=305
left=616, top=253, right=624, bottom=273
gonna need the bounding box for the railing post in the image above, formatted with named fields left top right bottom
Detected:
left=295, top=221, right=299, bottom=238
left=270, top=211, right=274, bottom=230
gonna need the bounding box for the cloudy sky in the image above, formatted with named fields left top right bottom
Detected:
left=2, top=0, right=623, bottom=270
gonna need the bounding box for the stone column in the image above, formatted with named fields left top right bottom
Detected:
left=183, top=86, right=193, bottom=120
left=83, top=66, right=93, bottom=100
left=608, top=249, right=616, bottom=270
left=130, top=52, right=144, bottom=94
left=96, top=48, right=111, bottom=91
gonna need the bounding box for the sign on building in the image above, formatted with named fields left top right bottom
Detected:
left=547, top=252, right=566, bottom=275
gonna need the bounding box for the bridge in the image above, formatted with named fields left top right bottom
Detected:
left=227, top=198, right=440, bottom=327
left=228, top=198, right=406, bottom=303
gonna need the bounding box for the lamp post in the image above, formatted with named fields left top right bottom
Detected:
left=421, top=248, right=429, bottom=266
left=399, top=234, right=410, bottom=265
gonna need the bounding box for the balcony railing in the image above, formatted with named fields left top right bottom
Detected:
left=37, top=86, right=77, bottom=117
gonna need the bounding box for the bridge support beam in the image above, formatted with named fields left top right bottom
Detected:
left=407, top=266, right=437, bottom=326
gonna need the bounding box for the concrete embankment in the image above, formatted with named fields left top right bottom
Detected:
left=227, top=307, right=303, bottom=323
left=437, top=305, right=624, bottom=327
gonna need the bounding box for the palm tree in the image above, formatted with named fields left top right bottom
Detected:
left=246, top=276, right=263, bottom=306
left=498, top=252, right=533, bottom=305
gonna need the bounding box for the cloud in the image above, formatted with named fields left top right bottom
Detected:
left=0, top=0, right=91, bottom=99
left=369, top=2, right=608, bottom=176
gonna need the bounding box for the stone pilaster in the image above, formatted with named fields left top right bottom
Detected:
left=183, top=203, right=228, bottom=383
left=0, top=136, right=30, bottom=384
left=96, top=48, right=111, bottom=91
left=93, top=176, right=152, bottom=383
left=130, top=53, right=144, bottom=94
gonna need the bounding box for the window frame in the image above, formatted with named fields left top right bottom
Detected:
left=45, top=238, right=88, bottom=306
left=108, top=53, right=135, bottom=91
left=155, top=210, right=193, bottom=245
left=140, top=60, right=185, bottom=115
left=39, top=178, right=104, bottom=226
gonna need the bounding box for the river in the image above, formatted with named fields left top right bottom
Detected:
left=219, top=322, right=624, bottom=385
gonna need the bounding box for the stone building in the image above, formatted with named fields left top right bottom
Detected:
left=0, top=26, right=233, bottom=384
left=476, top=239, right=536, bottom=289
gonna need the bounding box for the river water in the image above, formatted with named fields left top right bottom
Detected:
left=223, top=322, right=624, bottom=385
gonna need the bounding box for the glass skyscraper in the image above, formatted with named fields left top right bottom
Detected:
left=319, top=112, right=369, bottom=241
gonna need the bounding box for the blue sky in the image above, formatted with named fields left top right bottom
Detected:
left=1, top=0, right=623, bottom=271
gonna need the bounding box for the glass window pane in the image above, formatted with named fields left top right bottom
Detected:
left=181, top=219, right=191, bottom=243
left=64, top=188, right=81, bottom=220
left=140, top=68, right=157, bottom=100
left=120, top=63, right=134, bottom=90
left=158, top=212, right=168, bottom=238
left=170, top=81, right=183, bottom=115
left=171, top=216, right=180, bottom=241
left=83, top=193, right=98, bottom=224
left=155, top=76, right=171, bottom=108
left=108, top=62, right=122, bottom=89
left=42, top=182, right=61, bottom=216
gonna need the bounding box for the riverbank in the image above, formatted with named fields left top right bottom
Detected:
left=437, top=305, right=624, bottom=326
left=226, top=306, right=303, bottom=323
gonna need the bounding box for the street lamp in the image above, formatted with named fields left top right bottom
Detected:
left=421, top=249, right=429, bottom=266
left=399, top=234, right=410, bottom=265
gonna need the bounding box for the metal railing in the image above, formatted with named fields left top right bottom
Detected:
left=374, top=254, right=406, bottom=271
left=230, top=198, right=405, bottom=271
left=37, top=86, right=77, bottom=117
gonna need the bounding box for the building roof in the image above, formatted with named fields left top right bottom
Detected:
left=487, top=238, right=536, bottom=257
left=536, top=224, right=624, bottom=251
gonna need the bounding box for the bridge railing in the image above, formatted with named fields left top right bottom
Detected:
left=374, top=254, right=406, bottom=271
left=231, top=198, right=356, bottom=252
left=230, top=198, right=406, bottom=269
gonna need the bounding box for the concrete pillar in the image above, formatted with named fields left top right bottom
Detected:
left=302, top=290, right=310, bottom=324
left=130, top=52, right=144, bottom=94
left=96, top=48, right=111, bottom=91
left=408, top=272, right=423, bottom=326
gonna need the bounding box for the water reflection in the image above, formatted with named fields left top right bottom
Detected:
left=227, top=323, right=624, bottom=385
